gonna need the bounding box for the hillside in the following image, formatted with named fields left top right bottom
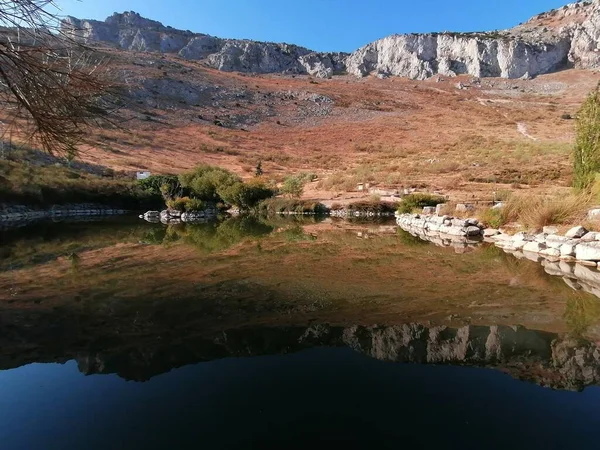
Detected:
left=4, top=2, right=600, bottom=203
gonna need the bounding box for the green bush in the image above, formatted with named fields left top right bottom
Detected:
left=219, top=179, right=275, bottom=210
left=478, top=207, right=503, bottom=228
left=280, top=175, right=305, bottom=198
left=397, top=193, right=446, bottom=214
left=166, top=197, right=206, bottom=212
left=138, top=174, right=183, bottom=199
left=179, top=165, right=240, bottom=202
left=257, top=198, right=328, bottom=214
left=184, top=197, right=205, bottom=211
left=166, top=196, right=190, bottom=212
left=346, top=200, right=397, bottom=214
left=574, top=85, right=600, bottom=190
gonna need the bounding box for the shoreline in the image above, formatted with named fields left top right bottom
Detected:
left=0, top=204, right=131, bottom=227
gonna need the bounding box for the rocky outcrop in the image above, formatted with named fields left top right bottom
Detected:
left=345, top=32, right=571, bottom=80
left=570, top=1, right=600, bottom=67
left=61, top=11, right=347, bottom=78
left=60, top=2, right=600, bottom=80
left=345, top=1, right=600, bottom=79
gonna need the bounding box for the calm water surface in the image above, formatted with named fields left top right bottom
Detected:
left=1, top=216, right=600, bottom=449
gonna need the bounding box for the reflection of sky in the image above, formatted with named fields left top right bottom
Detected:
left=1, top=349, right=600, bottom=449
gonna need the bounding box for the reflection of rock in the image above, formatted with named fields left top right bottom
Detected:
left=62, top=323, right=600, bottom=390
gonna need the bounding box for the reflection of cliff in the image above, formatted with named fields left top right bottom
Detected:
left=70, top=324, right=600, bottom=391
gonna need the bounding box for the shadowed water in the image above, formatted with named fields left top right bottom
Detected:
left=2, top=216, right=600, bottom=449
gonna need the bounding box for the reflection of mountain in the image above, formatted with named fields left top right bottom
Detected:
left=61, top=324, right=599, bottom=391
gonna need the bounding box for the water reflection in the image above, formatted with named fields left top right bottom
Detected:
left=74, top=323, right=598, bottom=391
left=2, top=216, right=600, bottom=390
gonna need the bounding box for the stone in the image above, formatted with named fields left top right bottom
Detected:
left=523, top=241, right=546, bottom=253
left=578, top=260, right=599, bottom=268
left=540, top=248, right=561, bottom=258
left=512, top=232, right=535, bottom=242
left=452, top=219, right=469, bottom=227
left=580, top=232, right=600, bottom=242
left=588, top=208, right=600, bottom=221
left=422, top=206, right=436, bottom=215
left=575, top=241, right=600, bottom=261
left=435, top=204, right=446, bottom=215
left=565, top=226, right=588, bottom=239
left=455, top=204, right=474, bottom=213
left=545, top=235, right=571, bottom=249
left=543, top=226, right=559, bottom=235
left=465, top=226, right=483, bottom=236
left=560, top=240, right=579, bottom=258
left=483, top=228, right=500, bottom=237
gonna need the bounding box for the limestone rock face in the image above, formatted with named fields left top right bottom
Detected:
left=61, top=2, right=600, bottom=80
left=569, top=1, right=600, bottom=68
left=61, top=12, right=346, bottom=78
left=345, top=32, right=571, bottom=80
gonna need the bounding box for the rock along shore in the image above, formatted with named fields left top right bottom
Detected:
left=397, top=211, right=600, bottom=300
left=0, top=204, right=129, bottom=225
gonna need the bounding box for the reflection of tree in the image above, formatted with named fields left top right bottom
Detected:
left=150, top=217, right=274, bottom=253
left=282, top=225, right=317, bottom=242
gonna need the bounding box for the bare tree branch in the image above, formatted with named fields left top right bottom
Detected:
left=0, top=1, right=117, bottom=156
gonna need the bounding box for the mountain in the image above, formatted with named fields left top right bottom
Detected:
left=62, top=1, right=600, bottom=80
left=61, top=11, right=347, bottom=79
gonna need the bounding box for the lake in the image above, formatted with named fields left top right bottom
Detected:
left=1, top=216, right=600, bottom=449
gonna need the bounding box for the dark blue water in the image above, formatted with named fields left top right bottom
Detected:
left=1, top=347, right=600, bottom=450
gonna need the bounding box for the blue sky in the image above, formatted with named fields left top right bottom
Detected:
left=55, top=0, right=571, bottom=52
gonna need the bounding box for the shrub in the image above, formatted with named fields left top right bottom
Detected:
left=138, top=174, right=182, bottom=199
left=478, top=207, right=503, bottom=229
left=184, top=197, right=205, bottom=211
left=219, top=179, right=275, bottom=210
left=166, top=196, right=190, bottom=212
left=493, top=193, right=590, bottom=230
left=179, top=165, right=240, bottom=202
left=397, top=193, right=446, bottom=214
left=257, top=198, right=328, bottom=214
left=280, top=175, right=305, bottom=198
left=574, top=85, right=600, bottom=190
left=346, top=200, right=397, bottom=214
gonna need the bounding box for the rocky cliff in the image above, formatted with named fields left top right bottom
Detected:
left=347, top=1, right=600, bottom=79
left=61, top=11, right=347, bottom=78
left=61, top=2, right=600, bottom=80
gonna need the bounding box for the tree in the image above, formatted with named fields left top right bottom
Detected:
left=574, top=84, right=600, bottom=190
left=179, top=165, right=240, bottom=202
left=255, top=161, right=263, bottom=177
left=220, top=179, right=274, bottom=209
left=0, top=1, right=113, bottom=155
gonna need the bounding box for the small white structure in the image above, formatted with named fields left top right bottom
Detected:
left=136, top=171, right=151, bottom=180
